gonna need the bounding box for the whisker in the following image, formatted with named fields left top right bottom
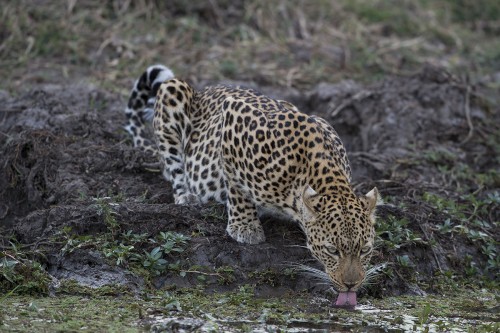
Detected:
left=364, top=262, right=388, bottom=285
left=283, top=244, right=309, bottom=250
left=360, top=281, right=377, bottom=287
left=286, top=262, right=388, bottom=291
left=286, top=263, right=333, bottom=285
left=366, top=263, right=387, bottom=276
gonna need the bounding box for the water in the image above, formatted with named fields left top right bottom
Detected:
left=148, top=304, right=498, bottom=332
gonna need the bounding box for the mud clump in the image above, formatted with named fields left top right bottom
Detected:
left=0, top=67, right=498, bottom=297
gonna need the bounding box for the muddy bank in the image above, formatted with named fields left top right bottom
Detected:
left=0, top=67, right=498, bottom=297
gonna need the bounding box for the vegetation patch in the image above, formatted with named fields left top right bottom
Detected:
left=0, top=243, right=50, bottom=296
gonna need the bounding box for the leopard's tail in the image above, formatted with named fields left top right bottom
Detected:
left=124, top=64, right=175, bottom=153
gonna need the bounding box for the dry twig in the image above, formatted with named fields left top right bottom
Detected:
left=460, top=85, right=474, bottom=144
left=328, top=90, right=373, bottom=118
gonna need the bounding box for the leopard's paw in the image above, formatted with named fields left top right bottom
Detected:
left=226, top=220, right=266, bottom=244
left=175, top=193, right=201, bottom=205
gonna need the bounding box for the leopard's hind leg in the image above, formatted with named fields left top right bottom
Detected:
left=124, top=64, right=174, bottom=154
left=153, top=79, right=199, bottom=205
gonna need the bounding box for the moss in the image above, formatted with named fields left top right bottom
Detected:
left=57, top=280, right=133, bottom=297
left=0, top=295, right=141, bottom=332
left=1, top=289, right=498, bottom=332
left=249, top=269, right=283, bottom=287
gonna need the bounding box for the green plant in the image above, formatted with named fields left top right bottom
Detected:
left=102, top=243, right=136, bottom=266
left=464, top=191, right=500, bottom=222
left=99, top=230, right=150, bottom=267
left=481, top=243, right=499, bottom=274
left=437, top=218, right=454, bottom=234
left=0, top=255, right=19, bottom=286
left=59, top=227, right=94, bottom=255
left=425, top=191, right=499, bottom=226
left=57, top=227, right=191, bottom=278
left=0, top=244, right=50, bottom=295
left=223, top=285, right=255, bottom=306
left=417, top=303, right=431, bottom=331
left=463, top=255, right=479, bottom=277
left=161, top=292, right=182, bottom=311
left=468, top=323, right=500, bottom=333
left=143, top=247, right=168, bottom=276
left=157, top=231, right=190, bottom=254
left=122, top=230, right=148, bottom=244
left=396, top=255, right=413, bottom=268
left=376, top=216, right=424, bottom=250
left=422, top=148, right=457, bottom=166
left=92, top=197, right=120, bottom=238
left=423, top=192, right=498, bottom=272
left=422, top=192, right=467, bottom=220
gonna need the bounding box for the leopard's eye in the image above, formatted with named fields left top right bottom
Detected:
left=325, top=246, right=339, bottom=257
left=360, top=245, right=372, bottom=256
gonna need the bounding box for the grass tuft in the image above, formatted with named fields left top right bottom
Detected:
left=0, top=0, right=498, bottom=90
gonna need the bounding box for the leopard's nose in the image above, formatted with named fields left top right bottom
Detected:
left=344, top=282, right=357, bottom=290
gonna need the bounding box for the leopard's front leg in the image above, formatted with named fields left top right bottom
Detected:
left=153, top=79, right=199, bottom=205
left=219, top=98, right=265, bottom=243
left=225, top=185, right=266, bottom=244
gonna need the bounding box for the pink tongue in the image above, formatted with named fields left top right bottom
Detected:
left=335, top=291, right=357, bottom=306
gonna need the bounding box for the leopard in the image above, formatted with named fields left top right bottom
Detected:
left=124, top=65, right=382, bottom=306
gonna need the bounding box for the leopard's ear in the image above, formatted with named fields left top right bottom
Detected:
left=303, top=185, right=321, bottom=221
left=362, top=187, right=382, bottom=225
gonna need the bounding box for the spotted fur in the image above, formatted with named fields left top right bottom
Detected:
left=125, top=65, right=382, bottom=292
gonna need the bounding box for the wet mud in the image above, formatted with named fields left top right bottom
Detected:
left=1, top=66, right=498, bottom=298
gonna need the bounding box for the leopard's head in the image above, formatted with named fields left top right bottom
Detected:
left=302, top=186, right=380, bottom=292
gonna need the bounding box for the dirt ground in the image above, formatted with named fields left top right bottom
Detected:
left=1, top=64, right=498, bottom=299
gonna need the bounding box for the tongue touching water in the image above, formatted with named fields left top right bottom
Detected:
left=334, top=291, right=357, bottom=308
